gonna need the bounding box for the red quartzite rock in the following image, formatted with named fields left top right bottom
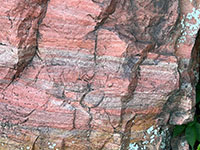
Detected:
left=0, top=0, right=199, bottom=149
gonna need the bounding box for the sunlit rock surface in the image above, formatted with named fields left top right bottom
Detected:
left=0, top=0, right=199, bottom=149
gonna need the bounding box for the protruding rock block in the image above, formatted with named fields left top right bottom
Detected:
left=0, top=0, right=199, bottom=149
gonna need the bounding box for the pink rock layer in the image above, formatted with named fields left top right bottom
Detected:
left=0, top=0, right=199, bottom=150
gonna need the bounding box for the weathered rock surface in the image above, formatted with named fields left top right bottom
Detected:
left=0, top=0, right=199, bottom=149
left=171, top=136, right=189, bottom=150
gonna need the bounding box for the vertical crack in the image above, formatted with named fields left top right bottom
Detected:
left=78, top=81, right=94, bottom=149
left=93, top=32, right=98, bottom=65
left=61, top=138, right=66, bottom=150
left=120, top=115, right=137, bottom=150
left=120, top=43, right=156, bottom=150
left=72, top=109, right=77, bottom=130
left=82, top=1, right=119, bottom=146
left=89, top=0, right=118, bottom=32
left=31, top=135, right=40, bottom=150
left=88, top=0, right=118, bottom=65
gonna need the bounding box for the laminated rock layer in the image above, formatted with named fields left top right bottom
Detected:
left=0, top=0, right=200, bottom=149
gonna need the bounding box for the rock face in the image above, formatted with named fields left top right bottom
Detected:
left=0, top=0, right=199, bottom=149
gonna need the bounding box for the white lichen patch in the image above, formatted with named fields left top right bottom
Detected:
left=178, top=7, right=200, bottom=45
left=48, top=142, right=57, bottom=149
left=181, top=141, right=185, bottom=147
left=129, top=143, right=139, bottom=150
left=159, top=128, right=169, bottom=149
left=26, top=146, right=30, bottom=150
left=146, top=126, right=154, bottom=134
left=129, top=126, right=169, bottom=150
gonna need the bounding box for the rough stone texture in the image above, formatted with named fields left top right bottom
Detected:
left=0, top=0, right=199, bottom=150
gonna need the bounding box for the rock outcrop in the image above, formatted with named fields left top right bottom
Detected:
left=0, top=0, right=199, bottom=149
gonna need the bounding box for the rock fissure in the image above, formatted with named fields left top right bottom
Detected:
left=90, top=0, right=118, bottom=32
left=31, top=135, right=40, bottom=150
left=120, top=43, right=156, bottom=150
